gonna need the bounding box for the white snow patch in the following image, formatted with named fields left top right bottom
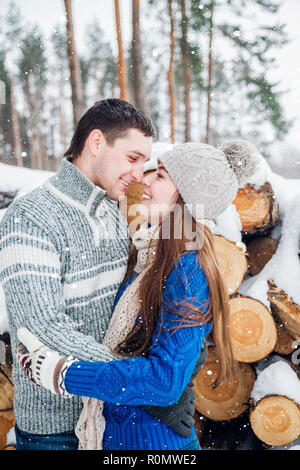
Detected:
left=251, top=361, right=300, bottom=406
left=213, top=204, right=246, bottom=251
left=5, top=426, right=16, bottom=447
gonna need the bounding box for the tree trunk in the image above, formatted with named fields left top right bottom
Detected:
left=114, top=0, right=129, bottom=101
left=64, top=0, right=84, bottom=127
left=33, top=94, right=43, bottom=170
left=250, top=395, right=300, bottom=446
left=205, top=0, right=214, bottom=144
left=229, top=294, right=277, bottom=363
left=59, top=71, right=67, bottom=152
left=132, top=0, right=145, bottom=110
left=232, top=182, right=280, bottom=240
left=24, top=79, right=37, bottom=169
left=193, top=346, right=256, bottom=421
left=167, top=0, right=176, bottom=143
left=9, top=75, right=23, bottom=167
left=180, top=0, right=191, bottom=142
left=213, top=235, right=248, bottom=295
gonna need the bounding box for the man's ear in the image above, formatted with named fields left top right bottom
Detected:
left=87, top=129, right=105, bottom=156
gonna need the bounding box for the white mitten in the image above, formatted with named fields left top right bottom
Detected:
left=17, top=327, right=77, bottom=397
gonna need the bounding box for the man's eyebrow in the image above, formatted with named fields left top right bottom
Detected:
left=130, top=150, right=150, bottom=161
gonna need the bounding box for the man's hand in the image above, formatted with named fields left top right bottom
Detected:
left=17, top=327, right=77, bottom=397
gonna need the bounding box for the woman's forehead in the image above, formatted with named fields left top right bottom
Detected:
left=157, top=160, right=166, bottom=170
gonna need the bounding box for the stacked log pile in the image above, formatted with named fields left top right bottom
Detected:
left=124, top=175, right=300, bottom=450
left=193, top=181, right=300, bottom=449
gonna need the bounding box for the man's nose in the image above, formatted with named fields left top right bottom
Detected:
left=142, top=171, right=155, bottom=186
left=131, top=164, right=144, bottom=183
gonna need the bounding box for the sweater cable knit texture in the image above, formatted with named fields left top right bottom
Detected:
left=0, top=158, right=130, bottom=434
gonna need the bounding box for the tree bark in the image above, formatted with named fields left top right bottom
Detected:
left=180, top=0, right=191, bottom=142
left=268, top=279, right=300, bottom=340
left=167, top=0, right=176, bottom=143
left=9, top=74, right=23, bottom=167
left=115, top=0, right=129, bottom=101
left=64, top=0, right=84, bottom=127
left=205, top=0, right=214, bottom=144
left=246, top=236, right=278, bottom=276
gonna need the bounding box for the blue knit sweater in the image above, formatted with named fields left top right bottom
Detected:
left=65, top=251, right=213, bottom=450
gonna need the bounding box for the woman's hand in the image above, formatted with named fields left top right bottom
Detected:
left=17, top=327, right=77, bottom=398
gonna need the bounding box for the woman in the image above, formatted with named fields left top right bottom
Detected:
left=17, top=140, right=261, bottom=450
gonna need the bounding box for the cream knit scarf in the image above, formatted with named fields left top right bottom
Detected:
left=75, top=223, right=160, bottom=450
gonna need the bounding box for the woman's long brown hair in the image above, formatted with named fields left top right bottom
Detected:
left=118, top=194, right=237, bottom=383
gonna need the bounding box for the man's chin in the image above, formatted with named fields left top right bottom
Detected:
left=107, top=189, right=126, bottom=203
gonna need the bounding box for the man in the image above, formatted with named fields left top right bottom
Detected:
left=0, top=99, right=199, bottom=450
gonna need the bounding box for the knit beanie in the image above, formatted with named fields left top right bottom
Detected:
left=158, top=140, right=262, bottom=221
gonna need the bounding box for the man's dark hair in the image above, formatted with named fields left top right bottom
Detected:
left=64, top=99, right=156, bottom=161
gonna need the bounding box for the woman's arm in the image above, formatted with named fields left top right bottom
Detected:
left=64, top=252, right=212, bottom=406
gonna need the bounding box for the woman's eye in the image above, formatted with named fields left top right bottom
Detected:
left=128, top=156, right=137, bottom=162
left=156, top=172, right=163, bottom=178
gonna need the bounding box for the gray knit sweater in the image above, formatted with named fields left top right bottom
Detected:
left=0, top=158, right=130, bottom=434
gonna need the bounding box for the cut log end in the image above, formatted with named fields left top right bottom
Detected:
left=213, top=235, right=248, bottom=295
left=233, top=182, right=279, bottom=239
left=229, top=295, right=277, bottom=363
left=193, top=346, right=256, bottom=421
left=250, top=395, right=300, bottom=446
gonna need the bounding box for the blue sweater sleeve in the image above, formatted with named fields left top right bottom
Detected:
left=64, top=252, right=212, bottom=406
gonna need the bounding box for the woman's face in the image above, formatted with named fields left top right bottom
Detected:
left=138, top=161, right=178, bottom=225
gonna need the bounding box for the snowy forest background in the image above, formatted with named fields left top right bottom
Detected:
left=0, top=0, right=300, bottom=177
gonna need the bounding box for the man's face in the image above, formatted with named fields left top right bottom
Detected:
left=91, top=128, right=152, bottom=201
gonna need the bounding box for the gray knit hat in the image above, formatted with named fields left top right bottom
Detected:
left=158, top=140, right=262, bottom=221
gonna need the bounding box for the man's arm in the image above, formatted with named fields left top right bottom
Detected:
left=0, top=206, right=119, bottom=363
